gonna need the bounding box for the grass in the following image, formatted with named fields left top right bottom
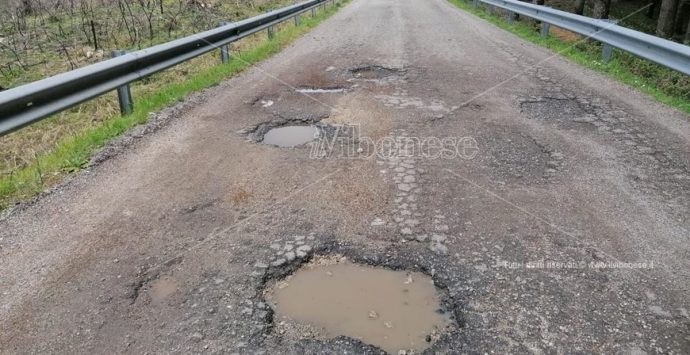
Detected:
left=447, top=0, right=690, bottom=115
left=0, top=0, right=347, bottom=210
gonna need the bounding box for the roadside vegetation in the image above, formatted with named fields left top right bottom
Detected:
left=0, top=0, right=347, bottom=210
left=448, top=0, right=690, bottom=115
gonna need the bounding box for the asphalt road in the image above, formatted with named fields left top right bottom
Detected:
left=1, top=0, right=689, bottom=353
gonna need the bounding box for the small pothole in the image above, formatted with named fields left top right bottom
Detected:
left=296, top=87, right=347, bottom=94
left=266, top=257, right=451, bottom=354
left=350, top=65, right=405, bottom=80
left=240, top=117, right=349, bottom=149
left=519, top=96, right=589, bottom=121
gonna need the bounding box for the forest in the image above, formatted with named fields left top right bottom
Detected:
left=535, top=0, right=689, bottom=40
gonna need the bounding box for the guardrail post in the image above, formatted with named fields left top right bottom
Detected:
left=312, top=7, right=316, bottom=17
left=601, top=43, right=613, bottom=62
left=218, top=22, right=230, bottom=64
left=111, top=50, right=133, bottom=115
left=472, top=0, right=478, bottom=8
left=540, top=22, right=550, bottom=38
left=506, top=11, right=514, bottom=24
left=267, top=25, right=274, bottom=39
left=294, top=14, right=300, bottom=26
left=599, top=19, right=617, bottom=62
left=487, top=5, right=493, bottom=15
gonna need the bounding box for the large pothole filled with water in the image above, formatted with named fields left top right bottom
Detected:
left=265, top=257, right=451, bottom=354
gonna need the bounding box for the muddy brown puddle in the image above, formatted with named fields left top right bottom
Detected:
left=267, top=260, right=450, bottom=354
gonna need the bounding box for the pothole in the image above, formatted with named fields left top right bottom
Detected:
left=266, top=257, right=451, bottom=354
left=241, top=117, right=350, bottom=149
left=350, top=65, right=404, bottom=80
left=519, top=96, right=588, bottom=121
left=262, top=125, right=320, bottom=147
left=296, top=87, right=347, bottom=94
left=149, top=276, right=179, bottom=304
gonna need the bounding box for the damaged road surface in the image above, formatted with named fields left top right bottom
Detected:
left=1, top=0, right=690, bottom=353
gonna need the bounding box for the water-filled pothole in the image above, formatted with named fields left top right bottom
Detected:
left=266, top=259, right=450, bottom=354
left=262, top=125, right=320, bottom=147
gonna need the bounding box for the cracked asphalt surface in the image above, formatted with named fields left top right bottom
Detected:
left=1, top=0, right=690, bottom=353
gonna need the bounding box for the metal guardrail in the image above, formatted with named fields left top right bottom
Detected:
left=0, top=0, right=336, bottom=136
left=1, top=0, right=687, bottom=137
left=471, top=0, right=690, bottom=75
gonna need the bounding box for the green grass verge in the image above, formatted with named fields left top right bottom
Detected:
left=0, top=1, right=347, bottom=210
left=447, top=0, right=690, bottom=114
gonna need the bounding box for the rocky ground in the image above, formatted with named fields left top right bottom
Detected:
left=1, top=0, right=689, bottom=353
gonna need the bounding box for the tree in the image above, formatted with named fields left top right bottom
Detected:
left=575, top=0, right=586, bottom=15
left=592, top=0, right=612, bottom=19
left=647, top=0, right=660, bottom=19
left=20, top=0, right=33, bottom=16
left=656, top=0, right=679, bottom=37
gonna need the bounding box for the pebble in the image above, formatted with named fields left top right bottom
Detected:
left=430, top=243, right=448, bottom=255
left=371, top=217, right=386, bottom=226
left=190, top=332, right=204, bottom=342
left=296, top=245, right=312, bottom=258
left=431, top=234, right=447, bottom=243
left=271, top=258, right=287, bottom=267
left=398, top=183, right=413, bottom=191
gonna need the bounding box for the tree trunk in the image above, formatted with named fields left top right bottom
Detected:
left=656, top=0, right=679, bottom=37
left=647, top=0, right=660, bottom=18
left=592, top=0, right=611, bottom=19
left=674, top=1, right=690, bottom=34
left=20, top=0, right=33, bottom=16
left=575, top=0, right=586, bottom=15
left=686, top=16, right=690, bottom=43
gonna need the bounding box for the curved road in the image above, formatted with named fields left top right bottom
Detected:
left=1, top=0, right=689, bottom=353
